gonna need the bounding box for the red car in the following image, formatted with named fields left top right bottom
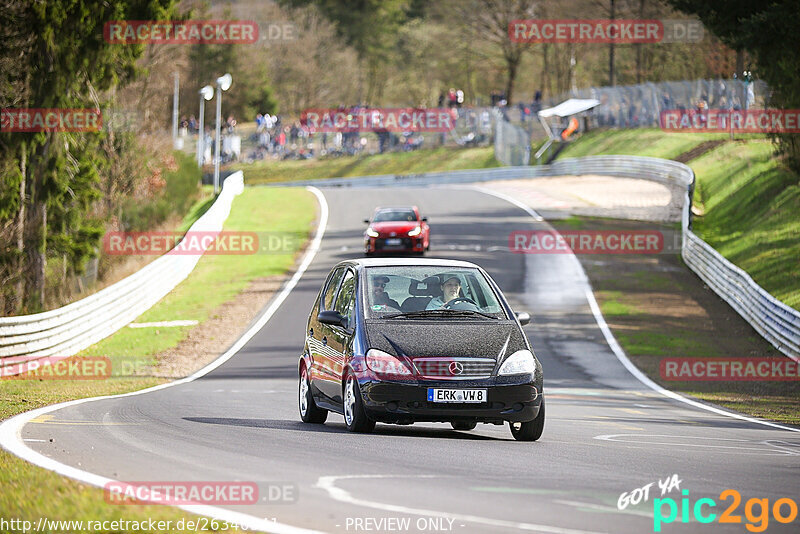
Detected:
left=364, top=206, right=430, bottom=255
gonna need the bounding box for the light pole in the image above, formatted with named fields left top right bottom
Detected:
left=213, top=73, right=232, bottom=195
left=172, top=72, right=180, bottom=148
left=197, top=85, right=214, bottom=167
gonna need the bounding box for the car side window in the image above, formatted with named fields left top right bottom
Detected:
left=322, top=267, right=346, bottom=311
left=334, top=270, right=357, bottom=328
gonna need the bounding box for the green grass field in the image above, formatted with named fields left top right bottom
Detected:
left=83, top=187, right=315, bottom=365
left=552, top=129, right=800, bottom=424
left=690, top=140, right=800, bottom=309
left=556, top=129, right=799, bottom=309
left=0, top=186, right=316, bottom=529
left=557, top=128, right=732, bottom=160
left=237, top=146, right=498, bottom=184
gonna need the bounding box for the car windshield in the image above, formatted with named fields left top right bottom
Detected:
left=363, top=266, right=507, bottom=319
left=372, top=210, right=417, bottom=222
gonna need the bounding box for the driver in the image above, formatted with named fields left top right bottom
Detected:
left=426, top=276, right=462, bottom=309
left=372, top=276, right=401, bottom=309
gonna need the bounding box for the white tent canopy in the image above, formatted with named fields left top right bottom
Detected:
left=538, top=98, right=600, bottom=118
left=534, top=98, right=600, bottom=161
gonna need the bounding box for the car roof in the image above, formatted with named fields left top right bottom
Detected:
left=373, top=206, right=418, bottom=213
left=335, top=257, right=480, bottom=269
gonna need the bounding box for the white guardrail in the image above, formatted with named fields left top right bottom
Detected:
left=271, top=156, right=800, bottom=362
left=0, top=171, right=244, bottom=373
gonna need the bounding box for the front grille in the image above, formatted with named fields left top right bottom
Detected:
left=375, top=238, right=412, bottom=250
left=412, top=357, right=495, bottom=380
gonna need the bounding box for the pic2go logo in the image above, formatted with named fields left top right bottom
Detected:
left=653, top=489, right=798, bottom=532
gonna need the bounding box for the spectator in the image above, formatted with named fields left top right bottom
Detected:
left=225, top=115, right=237, bottom=134
left=533, top=90, right=542, bottom=113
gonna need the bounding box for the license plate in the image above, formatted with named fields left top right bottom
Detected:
left=385, top=238, right=402, bottom=245
left=427, top=388, right=487, bottom=403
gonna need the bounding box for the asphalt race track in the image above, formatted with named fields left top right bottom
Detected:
left=13, top=186, right=800, bottom=533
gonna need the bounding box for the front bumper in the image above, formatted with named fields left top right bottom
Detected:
left=359, top=376, right=541, bottom=423
left=365, top=236, right=425, bottom=253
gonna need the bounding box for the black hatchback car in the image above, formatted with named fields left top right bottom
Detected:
left=298, top=258, right=544, bottom=441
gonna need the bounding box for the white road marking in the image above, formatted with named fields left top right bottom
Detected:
left=128, top=320, right=199, bottom=328
left=0, top=186, right=330, bottom=534
left=475, top=187, right=800, bottom=434
left=594, top=434, right=800, bottom=455
left=553, top=500, right=652, bottom=518
left=23, top=439, right=48, bottom=442
left=470, top=186, right=545, bottom=221
left=316, top=474, right=605, bottom=534
left=585, top=286, right=800, bottom=433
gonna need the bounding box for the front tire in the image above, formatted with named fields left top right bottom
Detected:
left=343, top=375, right=375, bottom=433
left=509, top=399, right=545, bottom=441
left=299, top=364, right=328, bottom=424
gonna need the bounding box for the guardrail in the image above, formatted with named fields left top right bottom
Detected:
left=0, top=171, right=245, bottom=373
left=267, top=156, right=800, bottom=362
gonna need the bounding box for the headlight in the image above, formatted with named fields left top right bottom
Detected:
left=366, top=228, right=379, bottom=237
left=498, top=349, right=536, bottom=376
left=366, top=348, right=412, bottom=376
left=407, top=226, right=421, bottom=236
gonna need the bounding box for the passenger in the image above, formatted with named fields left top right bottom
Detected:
left=371, top=276, right=401, bottom=309
left=426, top=276, right=462, bottom=309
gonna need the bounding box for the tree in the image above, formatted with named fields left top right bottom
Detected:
left=667, top=0, right=800, bottom=171
left=0, top=0, right=174, bottom=312
left=279, top=0, right=410, bottom=103
left=448, top=0, right=537, bottom=105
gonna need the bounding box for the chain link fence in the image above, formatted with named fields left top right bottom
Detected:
left=546, top=78, right=769, bottom=129
left=493, top=108, right=531, bottom=166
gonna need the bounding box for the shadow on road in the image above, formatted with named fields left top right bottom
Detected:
left=184, top=416, right=511, bottom=440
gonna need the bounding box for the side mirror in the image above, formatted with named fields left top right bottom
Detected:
left=421, top=217, right=428, bottom=222
left=515, top=311, right=531, bottom=326
left=319, top=310, right=347, bottom=328
left=363, top=219, right=370, bottom=224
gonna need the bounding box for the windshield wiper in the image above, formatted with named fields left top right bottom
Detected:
left=382, top=309, right=498, bottom=320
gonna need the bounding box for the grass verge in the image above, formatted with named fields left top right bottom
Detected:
left=236, top=146, right=498, bottom=184
left=556, top=128, right=735, bottom=160
left=1, top=186, right=316, bottom=529
left=550, top=216, right=800, bottom=426
left=690, top=140, right=800, bottom=309
left=555, top=128, right=799, bottom=309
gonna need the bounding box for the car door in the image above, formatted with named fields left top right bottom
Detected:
left=323, top=268, right=357, bottom=405
left=309, top=267, right=345, bottom=403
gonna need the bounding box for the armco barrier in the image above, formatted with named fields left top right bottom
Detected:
left=267, top=156, right=800, bottom=361
left=0, top=171, right=244, bottom=373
